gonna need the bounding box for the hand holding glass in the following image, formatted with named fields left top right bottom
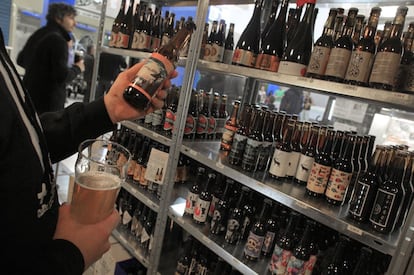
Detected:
left=71, top=139, right=131, bottom=224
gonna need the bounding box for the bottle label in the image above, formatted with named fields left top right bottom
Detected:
left=257, top=141, right=273, bottom=170
left=255, top=53, right=280, bottom=72
left=325, top=168, right=352, bottom=202
left=244, top=231, right=265, bottom=259
left=130, top=53, right=175, bottom=101
left=286, top=256, right=306, bottom=275
left=369, top=52, right=401, bottom=86
left=196, top=114, right=209, bottom=134
left=184, top=115, right=197, bottom=134
left=208, top=195, right=220, bottom=218
left=307, top=46, right=331, bottom=76
left=127, top=159, right=137, bottom=178
left=175, top=262, right=189, bottom=274
left=369, top=188, right=396, bottom=228
left=269, top=149, right=290, bottom=177
left=403, top=65, right=414, bottom=92
left=295, top=154, right=314, bottom=182
left=325, top=48, right=352, bottom=79
left=210, top=44, right=225, bottom=62
left=144, top=113, right=153, bottom=124
left=269, top=245, right=292, bottom=274
left=221, top=127, right=237, bottom=150
left=225, top=218, right=241, bottom=244
left=184, top=191, right=198, bottom=214
left=261, top=231, right=276, bottom=254
left=109, top=31, right=118, bottom=47
left=208, top=116, right=217, bottom=135
left=232, top=48, right=256, bottom=67
left=278, top=61, right=307, bottom=76
left=216, top=118, right=226, bottom=135
left=210, top=207, right=226, bottom=234
left=222, top=49, right=234, bottom=64
left=242, top=138, right=262, bottom=169
left=306, top=162, right=332, bottom=194
left=130, top=31, right=140, bottom=49
left=116, top=32, right=130, bottom=48
left=304, top=255, right=317, bottom=275
left=151, top=37, right=161, bottom=51
left=345, top=51, right=374, bottom=82
left=161, top=35, right=170, bottom=47
left=349, top=180, right=371, bottom=217
left=136, top=32, right=151, bottom=50
left=151, top=109, right=164, bottom=127
left=228, top=134, right=248, bottom=164
left=193, top=198, right=210, bottom=223
left=286, top=151, right=301, bottom=177
left=163, top=109, right=176, bottom=131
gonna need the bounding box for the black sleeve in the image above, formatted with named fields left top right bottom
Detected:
left=40, top=97, right=115, bottom=163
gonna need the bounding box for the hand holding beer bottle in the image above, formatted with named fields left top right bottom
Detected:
left=124, top=20, right=196, bottom=110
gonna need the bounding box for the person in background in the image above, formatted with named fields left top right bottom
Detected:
left=1, top=26, right=176, bottom=274
left=83, top=43, right=95, bottom=103
left=93, top=52, right=127, bottom=102
left=257, top=85, right=267, bottom=104
left=279, top=87, right=304, bottom=115
left=302, top=91, right=313, bottom=121
left=17, top=3, right=85, bottom=114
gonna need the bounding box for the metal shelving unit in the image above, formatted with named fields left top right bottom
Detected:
left=93, top=0, right=414, bottom=274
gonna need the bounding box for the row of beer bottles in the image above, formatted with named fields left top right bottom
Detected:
left=140, top=87, right=229, bottom=141
left=109, top=125, right=191, bottom=193
left=109, top=0, right=193, bottom=54
left=116, top=188, right=157, bottom=254
left=231, top=0, right=414, bottom=93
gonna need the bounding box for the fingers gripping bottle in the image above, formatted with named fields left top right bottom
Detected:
left=123, top=21, right=196, bottom=110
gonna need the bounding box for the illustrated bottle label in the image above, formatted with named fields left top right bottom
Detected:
left=345, top=51, right=374, bottom=82
left=203, top=43, right=212, bottom=61
left=278, top=61, right=307, bottom=76
left=225, top=218, right=241, bottom=243
left=184, top=191, right=198, bottom=215
left=307, top=46, right=331, bottom=76
left=221, top=124, right=238, bottom=150
left=161, top=35, right=170, bottom=47
left=109, top=32, right=118, bottom=47
left=244, top=231, right=264, bottom=259
left=286, top=256, right=306, bottom=275
left=257, top=141, right=273, bottom=170
left=130, top=215, right=139, bottom=235
left=255, top=53, right=280, bottom=72
left=286, top=151, right=301, bottom=177
left=222, top=49, right=234, bottom=64
left=210, top=44, right=225, bottom=62
left=208, top=116, right=217, bottom=135
left=306, top=162, right=332, bottom=194
left=210, top=208, right=226, bottom=234
left=369, top=189, right=396, bottom=229
left=325, top=168, right=352, bottom=202
left=370, top=52, right=401, bottom=85
left=269, top=149, right=290, bottom=177
left=232, top=48, right=256, bottom=67
left=295, top=154, right=314, bottom=182
left=196, top=114, right=209, bottom=135
left=184, top=115, right=197, bottom=134
left=349, top=180, right=371, bottom=217
left=116, top=32, right=130, bottom=48
left=131, top=31, right=140, bottom=49
left=269, top=245, right=292, bottom=274
left=242, top=139, right=262, bottom=169
left=136, top=32, right=151, bottom=50
left=261, top=231, right=276, bottom=254
left=193, top=198, right=210, bottom=223
left=129, top=53, right=175, bottom=101
left=325, top=48, right=352, bottom=79
left=163, top=109, right=176, bottom=131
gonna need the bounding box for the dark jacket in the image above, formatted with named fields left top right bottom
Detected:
left=17, top=21, right=81, bottom=114
left=279, top=88, right=304, bottom=115
left=1, top=28, right=114, bottom=274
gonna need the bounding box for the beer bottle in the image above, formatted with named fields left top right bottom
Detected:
left=257, top=111, right=276, bottom=171
left=261, top=202, right=279, bottom=256
left=286, top=121, right=302, bottom=179
left=123, top=20, right=195, bottom=110
left=204, top=20, right=218, bottom=61
left=109, top=0, right=126, bottom=48
left=116, top=0, right=134, bottom=49
left=196, top=90, right=210, bottom=140
left=222, top=23, right=235, bottom=64
left=193, top=172, right=215, bottom=224
left=225, top=186, right=249, bottom=244
left=199, top=23, right=209, bottom=59
left=220, top=100, right=240, bottom=151
left=163, top=86, right=179, bottom=137
left=210, top=178, right=233, bottom=235
left=183, top=89, right=198, bottom=140
left=216, top=94, right=228, bottom=139
left=161, top=12, right=175, bottom=47
left=342, top=135, right=364, bottom=205
left=261, top=0, right=280, bottom=44
left=241, top=109, right=265, bottom=172
left=295, top=124, right=320, bottom=185
left=207, top=92, right=220, bottom=140
left=228, top=104, right=253, bottom=166
left=184, top=167, right=205, bottom=216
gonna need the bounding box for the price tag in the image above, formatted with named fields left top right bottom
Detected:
left=343, top=84, right=358, bottom=91
left=347, top=224, right=363, bottom=235
left=295, top=200, right=308, bottom=209
left=136, top=125, right=143, bottom=131
left=216, top=162, right=225, bottom=169
left=202, top=235, right=211, bottom=244
left=189, top=149, right=198, bottom=156
left=152, top=132, right=159, bottom=138
left=177, top=216, right=185, bottom=225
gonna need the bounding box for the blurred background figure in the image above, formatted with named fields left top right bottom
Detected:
left=302, top=91, right=313, bottom=121
left=279, top=87, right=304, bottom=116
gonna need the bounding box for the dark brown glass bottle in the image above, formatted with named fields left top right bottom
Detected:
left=162, top=87, right=179, bottom=137
left=116, top=0, right=133, bottom=49
left=257, top=111, right=276, bottom=171
left=193, top=172, right=215, bottom=224
left=322, top=235, right=352, bottom=275
left=268, top=211, right=300, bottom=274
left=261, top=202, right=279, bottom=256
left=261, top=0, right=280, bottom=44
left=344, top=7, right=382, bottom=86
left=306, top=8, right=338, bottom=79
left=109, top=0, right=126, bottom=48
left=369, top=150, right=406, bottom=233
left=241, top=109, right=265, bottom=172
left=286, top=121, right=302, bottom=179
left=225, top=186, right=249, bottom=244
left=278, top=1, right=316, bottom=76
left=232, top=0, right=262, bottom=67
left=140, top=209, right=155, bottom=251
left=150, top=8, right=162, bottom=51
left=211, top=19, right=226, bottom=63
left=175, top=238, right=193, bottom=274
left=331, top=130, right=345, bottom=162
left=204, top=20, right=218, bottom=61
left=228, top=104, right=253, bottom=166
left=161, top=12, right=175, bottom=47
left=352, top=14, right=366, bottom=46
left=342, top=135, right=364, bottom=206
left=244, top=198, right=271, bottom=261
left=222, top=23, right=235, bottom=64
left=196, top=90, right=210, bottom=140
left=207, top=92, right=220, bottom=140
left=395, top=23, right=414, bottom=91
left=351, top=247, right=373, bottom=275
left=324, top=8, right=359, bottom=82
left=210, top=178, right=233, bottom=235
left=295, top=125, right=320, bottom=185
left=220, top=100, right=240, bottom=151
left=369, top=6, right=408, bottom=90
left=306, top=129, right=335, bottom=197
left=216, top=94, right=228, bottom=139
left=325, top=135, right=356, bottom=205
left=199, top=23, right=209, bottom=59
left=348, top=145, right=385, bottom=222
left=183, top=89, right=198, bottom=140
left=123, top=21, right=195, bottom=110
left=184, top=167, right=205, bottom=216
left=285, top=7, right=302, bottom=48
left=255, top=0, right=289, bottom=72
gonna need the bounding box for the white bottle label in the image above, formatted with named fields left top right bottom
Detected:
left=295, top=154, right=314, bottom=182
left=278, top=61, right=307, bottom=76
left=325, top=48, right=352, bottom=79
left=345, top=51, right=374, bottom=82
left=269, top=149, right=290, bottom=177
left=307, top=46, right=331, bottom=75
left=286, top=151, right=301, bottom=177
left=369, top=51, right=401, bottom=85
left=325, top=168, right=352, bottom=201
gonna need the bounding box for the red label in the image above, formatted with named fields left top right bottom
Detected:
left=255, top=53, right=280, bottom=72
